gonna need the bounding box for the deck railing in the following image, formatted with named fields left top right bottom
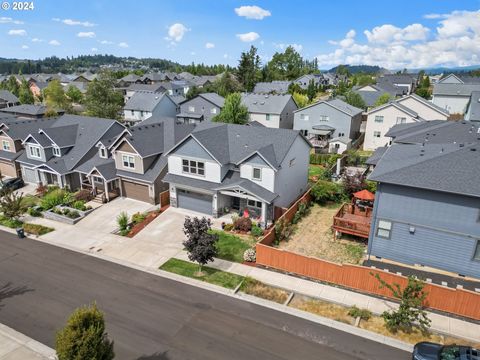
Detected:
left=332, top=203, right=372, bottom=239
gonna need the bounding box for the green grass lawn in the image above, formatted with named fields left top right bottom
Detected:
left=160, top=258, right=244, bottom=289
left=309, top=165, right=326, bottom=180
left=211, top=230, right=252, bottom=263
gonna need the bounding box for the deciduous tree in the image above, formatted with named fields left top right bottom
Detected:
left=374, top=93, right=391, bottom=107
left=18, top=79, right=34, bottom=104
left=44, top=80, right=72, bottom=113
left=344, top=91, right=366, bottom=109
left=213, top=92, right=249, bottom=124
left=84, top=70, right=124, bottom=119
left=182, top=216, right=218, bottom=274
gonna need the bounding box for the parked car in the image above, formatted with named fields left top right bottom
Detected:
left=0, top=177, right=24, bottom=194
left=413, top=342, right=479, bottom=360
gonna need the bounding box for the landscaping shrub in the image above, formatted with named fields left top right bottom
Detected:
left=251, top=225, right=263, bottom=237
left=348, top=306, right=372, bottom=321
left=243, top=248, right=256, bottom=262
left=27, top=206, right=43, bottom=217
left=274, top=217, right=293, bottom=244
left=0, top=215, right=23, bottom=228
left=117, top=211, right=129, bottom=235
left=234, top=217, right=252, bottom=232
left=62, top=208, right=70, bottom=216
left=23, top=223, right=54, bottom=236
left=223, top=223, right=234, bottom=232
left=131, top=212, right=147, bottom=225
left=67, top=210, right=80, bottom=219
left=311, top=180, right=345, bottom=204
left=71, top=200, right=87, bottom=211
left=292, top=201, right=310, bottom=224
left=74, top=189, right=94, bottom=202
left=41, top=189, right=66, bottom=210
left=21, top=195, right=40, bottom=208
left=35, top=184, right=48, bottom=197
left=365, top=180, right=377, bottom=193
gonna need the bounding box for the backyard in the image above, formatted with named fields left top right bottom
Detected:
left=278, top=203, right=367, bottom=265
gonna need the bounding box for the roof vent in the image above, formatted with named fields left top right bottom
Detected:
left=470, top=148, right=477, bottom=152
left=253, top=101, right=257, bottom=105
left=264, top=95, right=269, bottom=98
left=459, top=143, right=465, bottom=147
left=260, top=101, right=265, bottom=105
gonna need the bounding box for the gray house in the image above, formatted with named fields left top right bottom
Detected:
left=432, top=74, right=480, bottom=114
left=253, top=81, right=291, bottom=94
left=177, top=93, right=225, bottom=124
left=367, top=120, right=480, bottom=278
left=465, top=90, right=480, bottom=122
left=163, top=123, right=311, bottom=226
left=123, top=91, right=178, bottom=124
left=293, top=98, right=363, bottom=153
left=0, top=90, right=20, bottom=109
left=241, top=93, right=298, bottom=129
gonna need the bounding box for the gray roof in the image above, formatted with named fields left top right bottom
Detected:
left=432, top=83, right=480, bottom=96
left=398, top=93, right=449, bottom=115
left=253, top=81, right=291, bottom=94
left=124, top=91, right=168, bottom=112
left=367, top=101, right=420, bottom=118
left=466, top=91, right=480, bottom=121
left=241, top=93, right=294, bottom=115
left=66, top=81, right=88, bottom=93
left=378, top=73, right=417, bottom=85
left=0, top=117, right=56, bottom=140
left=365, top=146, right=387, bottom=165
left=440, top=74, right=480, bottom=85
left=0, top=149, right=23, bottom=161
left=168, top=94, right=186, bottom=105
left=0, top=104, right=50, bottom=116
left=294, top=98, right=363, bottom=117
left=119, top=74, right=140, bottom=83
left=126, top=83, right=167, bottom=92
left=0, top=90, right=19, bottom=104
left=198, top=93, right=225, bottom=107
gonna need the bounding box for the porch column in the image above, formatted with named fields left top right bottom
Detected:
left=104, top=180, right=109, bottom=202
left=90, top=175, right=95, bottom=195
left=79, top=173, right=83, bottom=190
left=58, top=174, right=63, bottom=188
left=261, top=202, right=267, bottom=227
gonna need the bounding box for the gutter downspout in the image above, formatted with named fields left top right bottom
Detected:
left=367, top=182, right=381, bottom=261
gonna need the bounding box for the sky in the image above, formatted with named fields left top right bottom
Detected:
left=0, top=0, right=479, bottom=69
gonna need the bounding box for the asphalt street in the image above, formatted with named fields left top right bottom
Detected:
left=0, top=230, right=410, bottom=359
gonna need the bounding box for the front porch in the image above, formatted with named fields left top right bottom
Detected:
left=79, top=172, right=120, bottom=203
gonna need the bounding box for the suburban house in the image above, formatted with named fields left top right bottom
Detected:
left=15, top=115, right=125, bottom=192
left=0, top=104, right=65, bottom=119
left=29, top=81, right=49, bottom=98
left=253, top=81, right=291, bottom=94
left=376, top=73, right=418, bottom=94
left=100, top=117, right=195, bottom=204
left=72, top=72, right=97, bottom=83
left=352, top=84, right=403, bottom=108
left=367, top=120, right=480, bottom=278
left=293, top=74, right=324, bottom=89
left=0, top=90, right=20, bottom=109
left=188, top=75, right=218, bottom=88
left=138, top=72, right=179, bottom=84
left=124, top=83, right=168, bottom=103
left=117, top=73, right=141, bottom=88
left=293, top=98, right=363, bottom=153
left=123, top=91, right=178, bottom=124
left=363, top=95, right=449, bottom=151
left=0, top=114, right=56, bottom=178
left=465, top=91, right=480, bottom=122
left=163, top=123, right=310, bottom=226
left=241, top=93, right=298, bottom=129
left=432, top=73, right=480, bottom=114
left=177, top=93, right=225, bottom=124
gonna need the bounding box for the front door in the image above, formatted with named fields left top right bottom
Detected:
left=231, top=197, right=240, bottom=210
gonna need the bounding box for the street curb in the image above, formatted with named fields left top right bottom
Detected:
left=0, top=323, right=56, bottom=359
left=22, top=234, right=414, bottom=352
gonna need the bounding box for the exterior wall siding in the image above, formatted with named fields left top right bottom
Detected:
left=239, top=163, right=275, bottom=193
left=179, top=97, right=220, bottom=122
left=249, top=112, right=280, bottom=128
left=432, top=95, right=470, bottom=114
left=168, top=155, right=221, bottom=183
left=369, top=183, right=480, bottom=278
left=397, top=97, right=449, bottom=120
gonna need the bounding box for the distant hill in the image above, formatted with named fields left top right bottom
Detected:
left=325, top=64, right=388, bottom=75
left=410, top=65, right=480, bottom=75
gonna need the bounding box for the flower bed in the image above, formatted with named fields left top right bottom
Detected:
left=42, top=205, right=94, bottom=225
left=125, top=210, right=162, bottom=237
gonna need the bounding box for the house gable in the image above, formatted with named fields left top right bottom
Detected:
left=173, top=137, right=214, bottom=161
left=117, top=140, right=140, bottom=156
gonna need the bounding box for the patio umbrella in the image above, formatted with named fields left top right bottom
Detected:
left=353, top=189, right=375, bottom=201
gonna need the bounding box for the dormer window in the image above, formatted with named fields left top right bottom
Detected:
left=99, top=146, right=107, bottom=158
left=2, top=140, right=10, bottom=151
left=29, top=145, right=41, bottom=159
left=52, top=146, right=61, bottom=157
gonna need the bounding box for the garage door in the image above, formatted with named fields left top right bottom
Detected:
left=0, top=161, right=17, bottom=178
left=22, top=166, right=37, bottom=183
left=177, top=189, right=212, bottom=215
left=122, top=180, right=150, bottom=203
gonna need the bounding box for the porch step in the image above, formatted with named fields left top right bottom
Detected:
left=92, top=194, right=104, bottom=204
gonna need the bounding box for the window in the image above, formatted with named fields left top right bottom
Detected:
left=92, top=176, right=103, bottom=183
left=29, top=145, right=41, bottom=159
left=182, top=159, right=205, bottom=175
left=265, top=114, right=271, bottom=121
left=252, top=167, right=261, bottom=180
left=52, top=146, right=61, bottom=157
left=99, top=147, right=107, bottom=158
left=377, top=220, right=392, bottom=239
left=373, top=131, right=381, bottom=138
left=140, top=111, right=144, bottom=117
left=300, top=114, right=309, bottom=121
left=2, top=140, right=10, bottom=151
left=122, top=155, right=135, bottom=169
left=289, top=158, right=296, bottom=167
left=473, top=241, right=480, bottom=261
left=247, top=199, right=262, bottom=208
left=396, top=117, right=407, bottom=124
left=131, top=110, right=134, bottom=116
left=188, top=106, right=195, bottom=112
left=210, top=108, right=217, bottom=114
left=319, top=115, right=329, bottom=122
left=374, top=115, right=384, bottom=123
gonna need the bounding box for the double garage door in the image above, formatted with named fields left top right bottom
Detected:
left=177, top=189, right=212, bottom=215
left=121, top=180, right=150, bottom=203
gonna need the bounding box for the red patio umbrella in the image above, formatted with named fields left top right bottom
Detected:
left=353, top=189, right=375, bottom=201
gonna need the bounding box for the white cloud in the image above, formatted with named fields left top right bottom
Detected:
left=118, top=42, right=129, bottom=48
left=236, top=31, right=260, bottom=42
left=53, top=18, right=96, bottom=27
left=316, top=9, right=480, bottom=69
left=0, top=17, right=24, bottom=25
left=423, top=13, right=448, bottom=19
left=205, top=42, right=215, bottom=49
left=21, top=45, right=29, bottom=49
left=274, top=43, right=303, bottom=52
left=77, top=31, right=96, bottom=38
left=91, top=47, right=98, bottom=52
left=166, top=23, right=189, bottom=42
left=234, top=5, right=271, bottom=20
left=31, top=38, right=43, bottom=42
left=99, top=40, right=113, bottom=45
left=223, top=53, right=229, bottom=59
left=49, top=40, right=60, bottom=46
left=8, top=29, right=27, bottom=36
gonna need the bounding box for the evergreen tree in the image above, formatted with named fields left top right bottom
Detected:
left=210, top=72, right=243, bottom=97
left=186, top=85, right=202, bottom=100
left=344, top=91, right=366, bottom=109
left=213, top=93, right=248, bottom=124
left=237, top=46, right=261, bottom=92
left=84, top=70, right=124, bottom=119
left=306, top=79, right=317, bottom=102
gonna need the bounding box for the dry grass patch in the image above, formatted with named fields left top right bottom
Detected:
left=240, top=277, right=290, bottom=304
left=289, top=295, right=480, bottom=347
left=278, top=203, right=366, bottom=264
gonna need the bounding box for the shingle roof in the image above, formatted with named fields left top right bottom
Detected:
left=466, top=91, right=480, bottom=121
left=126, top=83, right=166, bottom=92
left=119, top=74, right=140, bottom=83
left=253, top=81, right=291, bottom=94
left=294, top=98, right=363, bottom=116
left=124, top=91, right=168, bottom=112
left=365, top=147, right=387, bottom=165
left=0, top=117, right=56, bottom=140
left=198, top=93, right=225, bottom=107
left=241, top=93, right=294, bottom=115
left=0, top=104, right=49, bottom=116
left=432, top=83, right=480, bottom=96
left=0, top=90, right=19, bottom=103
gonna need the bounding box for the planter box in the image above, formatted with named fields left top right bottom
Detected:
left=42, top=206, right=94, bottom=225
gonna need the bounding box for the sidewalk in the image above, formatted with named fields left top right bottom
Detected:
left=0, top=323, right=55, bottom=360
left=174, top=251, right=480, bottom=343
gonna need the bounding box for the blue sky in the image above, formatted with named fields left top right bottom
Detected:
left=1, top=0, right=479, bottom=69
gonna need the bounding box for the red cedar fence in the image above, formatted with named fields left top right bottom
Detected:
left=256, top=191, right=480, bottom=321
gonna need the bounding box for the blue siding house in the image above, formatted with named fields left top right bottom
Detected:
left=367, top=121, right=480, bottom=279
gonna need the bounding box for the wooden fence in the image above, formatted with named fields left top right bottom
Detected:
left=159, top=190, right=170, bottom=207
left=256, top=191, right=480, bottom=320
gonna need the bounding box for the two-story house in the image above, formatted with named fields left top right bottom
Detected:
left=163, top=123, right=310, bottom=226
left=106, top=117, right=195, bottom=204
left=367, top=120, right=480, bottom=278
left=0, top=90, right=20, bottom=109
left=376, top=73, right=418, bottom=95
left=16, top=115, right=125, bottom=192
left=123, top=91, right=178, bottom=125
left=293, top=98, right=363, bottom=154
left=0, top=104, right=65, bottom=119
left=253, top=81, right=291, bottom=94
left=241, top=93, right=298, bottom=129
left=363, top=95, right=449, bottom=151
left=432, top=73, right=480, bottom=114
left=177, top=93, right=225, bottom=124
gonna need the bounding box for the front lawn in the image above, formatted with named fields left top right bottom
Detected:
left=159, top=258, right=244, bottom=289
left=212, top=230, right=253, bottom=263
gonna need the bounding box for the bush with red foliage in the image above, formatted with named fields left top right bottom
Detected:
left=234, top=217, right=252, bottom=232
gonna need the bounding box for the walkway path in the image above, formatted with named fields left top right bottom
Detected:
left=0, top=324, right=55, bottom=360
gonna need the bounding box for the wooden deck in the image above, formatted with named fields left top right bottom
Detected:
left=332, top=203, right=372, bottom=239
